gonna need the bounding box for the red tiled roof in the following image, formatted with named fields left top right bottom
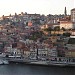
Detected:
left=60, top=19, right=70, bottom=21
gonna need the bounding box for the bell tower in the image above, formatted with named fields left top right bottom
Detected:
left=64, top=7, right=67, bottom=16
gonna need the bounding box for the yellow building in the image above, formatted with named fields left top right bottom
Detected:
left=65, top=50, right=75, bottom=57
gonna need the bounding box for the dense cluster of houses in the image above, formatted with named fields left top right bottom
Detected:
left=0, top=8, right=75, bottom=61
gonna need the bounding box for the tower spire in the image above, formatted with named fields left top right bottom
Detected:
left=64, top=7, right=67, bottom=16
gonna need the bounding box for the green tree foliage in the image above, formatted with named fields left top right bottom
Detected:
left=30, top=31, right=44, bottom=41
left=54, top=26, right=60, bottom=31
left=61, top=27, right=66, bottom=31
left=63, top=32, right=71, bottom=37
left=44, top=27, right=52, bottom=31
left=44, top=27, right=53, bottom=33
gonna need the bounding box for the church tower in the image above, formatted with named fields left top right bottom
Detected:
left=64, top=7, right=67, bottom=16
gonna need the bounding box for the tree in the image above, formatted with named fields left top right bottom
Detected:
left=54, top=26, right=60, bottom=31
left=54, top=26, right=60, bottom=34
left=61, top=27, right=66, bottom=31
left=63, top=32, right=71, bottom=37
left=29, top=31, right=44, bottom=41
left=44, top=27, right=53, bottom=34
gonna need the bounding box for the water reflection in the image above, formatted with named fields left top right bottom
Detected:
left=0, top=64, right=75, bottom=75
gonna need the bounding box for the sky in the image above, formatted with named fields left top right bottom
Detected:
left=0, top=0, right=74, bottom=16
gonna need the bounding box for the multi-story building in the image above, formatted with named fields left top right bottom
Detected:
left=60, top=20, right=73, bottom=29
left=48, top=46, right=57, bottom=57
left=71, top=8, right=75, bottom=22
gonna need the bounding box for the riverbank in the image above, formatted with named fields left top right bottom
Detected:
left=2, top=56, right=75, bottom=67
left=7, top=59, right=75, bottom=67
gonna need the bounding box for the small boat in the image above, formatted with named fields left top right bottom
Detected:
left=0, top=60, right=3, bottom=65
left=0, top=59, right=9, bottom=65
left=3, top=60, right=9, bottom=65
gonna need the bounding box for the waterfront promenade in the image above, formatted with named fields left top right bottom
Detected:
left=2, top=56, right=75, bottom=66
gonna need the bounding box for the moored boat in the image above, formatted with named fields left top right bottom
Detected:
left=0, top=59, right=9, bottom=65
left=0, top=60, right=3, bottom=65
left=3, top=60, right=9, bottom=65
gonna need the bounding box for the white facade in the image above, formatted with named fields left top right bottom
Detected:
left=60, top=21, right=73, bottom=29
left=71, top=8, right=75, bottom=22
left=30, top=48, right=37, bottom=59
left=52, top=24, right=60, bottom=29
left=38, top=48, right=48, bottom=56
left=5, top=46, right=21, bottom=55
left=48, top=47, right=57, bottom=57
left=71, top=31, right=75, bottom=35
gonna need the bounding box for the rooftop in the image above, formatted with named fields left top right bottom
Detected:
left=71, top=8, right=75, bottom=11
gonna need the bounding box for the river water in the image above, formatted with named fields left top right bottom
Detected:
left=0, top=64, right=75, bottom=75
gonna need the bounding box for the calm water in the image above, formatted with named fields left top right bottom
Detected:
left=0, top=64, right=75, bottom=75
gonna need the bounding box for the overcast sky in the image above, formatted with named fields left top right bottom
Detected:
left=0, top=0, right=74, bottom=16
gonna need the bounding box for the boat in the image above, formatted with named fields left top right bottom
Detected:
left=3, top=60, right=9, bottom=65
left=0, top=59, right=9, bottom=65
left=0, top=60, right=3, bottom=64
